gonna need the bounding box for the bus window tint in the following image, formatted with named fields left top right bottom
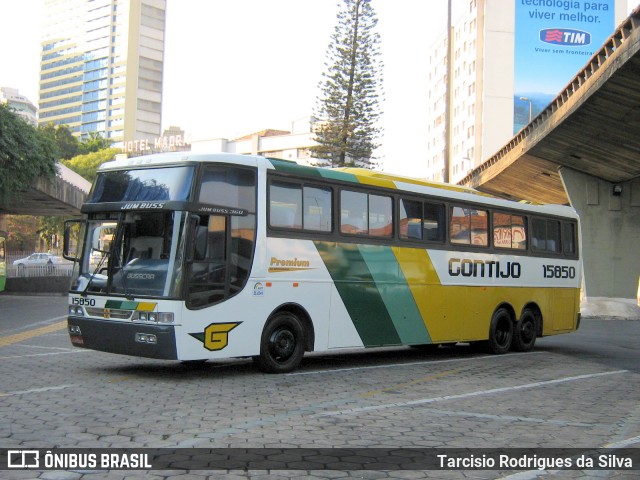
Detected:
left=424, top=203, right=445, bottom=242
left=494, top=213, right=527, bottom=250
left=400, top=199, right=422, bottom=240
left=563, top=222, right=576, bottom=255
left=369, top=194, right=392, bottom=237
left=450, top=206, right=488, bottom=246
left=188, top=215, right=227, bottom=307
left=341, top=191, right=367, bottom=235
left=532, top=218, right=561, bottom=253
left=303, top=186, right=332, bottom=232
left=200, top=167, right=256, bottom=212
left=400, top=200, right=444, bottom=242
left=269, top=182, right=332, bottom=232
left=270, top=182, right=302, bottom=229
left=341, top=191, right=392, bottom=237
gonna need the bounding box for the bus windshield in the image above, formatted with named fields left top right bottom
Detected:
left=88, top=166, right=194, bottom=203
left=71, top=211, right=187, bottom=298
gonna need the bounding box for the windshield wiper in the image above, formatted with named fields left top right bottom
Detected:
left=81, top=250, right=109, bottom=296
left=112, top=245, right=135, bottom=301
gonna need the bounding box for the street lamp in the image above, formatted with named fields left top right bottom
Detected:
left=519, top=97, right=533, bottom=123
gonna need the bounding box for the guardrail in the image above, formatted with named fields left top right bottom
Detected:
left=7, top=264, right=74, bottom=278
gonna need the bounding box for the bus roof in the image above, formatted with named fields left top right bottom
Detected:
left=98, top=152, right=577, bottom=219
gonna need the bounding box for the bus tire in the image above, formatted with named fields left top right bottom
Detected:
left=255, top=311, right=305, bottom=374
left=513, top=308, right=537, bottom=352
left=488, top=308, right=513, bottom=354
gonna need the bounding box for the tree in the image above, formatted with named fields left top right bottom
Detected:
left=38, top=215, right=64, bottom=252
left=79, top=131, right=112, bottom=155
left=62, top=147, right=120, bottom=182
left=39, top=123, right=79, bottom=160
left=0, top=104, right=57, bottom=205
left=312, top=0, right=383, bottom=168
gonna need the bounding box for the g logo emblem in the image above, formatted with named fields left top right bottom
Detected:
left=203, top=322, right=241, bottom=351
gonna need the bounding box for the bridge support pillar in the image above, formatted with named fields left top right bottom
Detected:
left=560, top=167, right=640, bottom=304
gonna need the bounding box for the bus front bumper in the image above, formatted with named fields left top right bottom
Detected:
left=67, top=317, right=178, bottom=360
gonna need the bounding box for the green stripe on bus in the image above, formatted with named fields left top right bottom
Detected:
left=318, top=169, right=360, bottom=183
left=105, top=300, right=138, bottom=310
left=268, top=159, right=323, bottom=177
left=268, top=158, right=359, bottom=184
left=314, top=241, right=401, bottom=346
left=357, top=245, right=431, bottom=344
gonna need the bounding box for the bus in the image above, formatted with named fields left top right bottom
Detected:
left=0, top=231, right=6, bottom=292
left=63, top=152, right=581, bottom=373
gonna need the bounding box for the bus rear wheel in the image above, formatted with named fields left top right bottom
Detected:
left=255, top=312, right=305, bottom=374
left=488, top=308, right=513, bottom=354
left=513, top=308, right=537, bottom=352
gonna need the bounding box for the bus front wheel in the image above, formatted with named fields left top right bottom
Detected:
left=255, top=312, right=305, bottom=374
left=488, top=308, right=513, bottom=354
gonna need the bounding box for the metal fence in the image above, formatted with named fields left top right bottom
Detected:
left=6, top=251, right=74, bottom=278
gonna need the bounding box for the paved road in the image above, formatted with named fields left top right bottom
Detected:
left=0, top=294, right=639, bottom=479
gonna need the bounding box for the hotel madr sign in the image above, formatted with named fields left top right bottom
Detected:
left=121, top=134, right=191, bottom=154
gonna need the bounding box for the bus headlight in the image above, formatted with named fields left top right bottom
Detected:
left=132, top=311, right=174, bottom=323
left=69, top=305, right=85, bottom=316
left=68, top=325, right=82, bottom=335
left=135, top=333, right=157, bottom=344
left=157, top=312, right=174, bottom=324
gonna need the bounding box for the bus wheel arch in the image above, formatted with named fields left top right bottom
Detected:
left=269, top=303, right=315, bottom=352
left=254, top=304, right=314, bottom=374
left=487, top=305, right=514, bottom=354
left=513, top=304, right=541, bottom=352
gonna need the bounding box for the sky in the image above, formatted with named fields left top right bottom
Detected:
left=1, top=1, right=637, bottom=177
left=0, top=0, right=453, bottom=177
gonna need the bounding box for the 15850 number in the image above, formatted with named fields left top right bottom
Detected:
left=71, top=297, right=96, bottom=306
left=543, top=265, right=576, bottom=279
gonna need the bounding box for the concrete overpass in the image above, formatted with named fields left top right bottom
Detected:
left=461, top=6, right=640, bottom=301
left=0, top=163, right=90, bottom=217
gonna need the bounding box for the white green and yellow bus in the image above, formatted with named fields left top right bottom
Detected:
left=63, top=152, right=581, bottom=373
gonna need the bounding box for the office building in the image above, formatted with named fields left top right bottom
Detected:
left=425, top=0, right=626, bottom=184
left=191, top=117, right=320, bottom=165
left=0, top=87, right=37, bottom=125
left=38, top=0, right=166, bottom=147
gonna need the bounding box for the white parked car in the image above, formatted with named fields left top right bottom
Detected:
left=13, top=253, right=62, bottom=270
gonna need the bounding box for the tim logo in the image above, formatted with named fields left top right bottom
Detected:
left=540, top=28, right=591, bottom=46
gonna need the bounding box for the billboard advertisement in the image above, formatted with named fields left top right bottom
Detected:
left=514, top=0, right=616, bottom=132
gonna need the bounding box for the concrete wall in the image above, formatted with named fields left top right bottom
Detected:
left=560, top=167, right=640, bottom=299
left=4, top=277, right=70, bottom=295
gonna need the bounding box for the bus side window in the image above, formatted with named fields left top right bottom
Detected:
left=270, top=181, right=302, bottom=229
left=187, top=215, right=227, bottom=308
left=269, top=181, right=332, bottom=232
left=400, top=199, right=423, bottom=240
left=369, top=194, right=392, bottom=237
left=341, top=190, right=391, bottom=237
left=532, top=218, right=561, bottom=254
left=303, top=186, right=332, bottom=232
left=424, top=203, right=445, bottom=242
left=399, top=200, right=444, bottom=242
left=563, top=221, right=576, bottom=255
left=450, top=206, right=488, bottom=246
left=341, top=190, right=368, bottom=235
left=532, top=218, right=546, bottom=250
left=494, top=213, right=527, bottom=250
